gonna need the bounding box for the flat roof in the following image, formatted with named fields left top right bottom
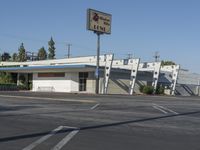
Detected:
left=0, top=64, right=96, bottom=73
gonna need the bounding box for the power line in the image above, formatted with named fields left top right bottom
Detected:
left=0, top=33, right=95, bottom=52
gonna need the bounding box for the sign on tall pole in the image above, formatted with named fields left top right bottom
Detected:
left=87, top=9, right=112, bottom=94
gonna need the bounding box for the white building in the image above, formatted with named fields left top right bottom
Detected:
left=1, top=54, right=196, bottom=96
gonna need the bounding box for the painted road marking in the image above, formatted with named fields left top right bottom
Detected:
left=153, top=103, right=179, bottom=114
left=153, top=106, right=168, bottom=114
left=91, top=103, right=100, bottom=110
left=22, top=126, right=63, bottom=150
left=22, top=126, right=79, bottom=150
left=0, top=94, right=95, bottom=103
left=62, top=126, right=77, bottom=129
left=150, top=95, right=200, bottom=101
left=51, top=129, right=79, bottom=150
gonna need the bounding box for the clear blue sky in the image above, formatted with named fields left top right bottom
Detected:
left=0, top=0, right=200, bottom=72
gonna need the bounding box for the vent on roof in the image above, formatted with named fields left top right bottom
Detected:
left=143, top=62, right=148, bottom=68
left=123, top=59, right=129, bottom=65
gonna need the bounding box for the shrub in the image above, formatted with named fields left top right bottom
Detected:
left=156, top=86, right=165, bottom=95
left=0, top=72, right=13, bottom=84
left=140, top=85, right=154, bottom=95
left=19, top=75, right=26, bottom=84
left=17, top=84, right=28, bottom=90
left=143, top=86, right=154, bottom=95
left=28, top=83, right=32, bottom=90
left=139, top=85, right=145, bottom=93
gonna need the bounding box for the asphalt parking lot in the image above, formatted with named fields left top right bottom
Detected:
left=0, top=91, right=200, bottom=150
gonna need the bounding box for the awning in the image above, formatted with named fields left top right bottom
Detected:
left=0, top=64, right=96, bottom=73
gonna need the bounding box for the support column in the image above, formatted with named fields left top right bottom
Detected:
left=170, top=65, right=180, bottom=95
left=129, top=58, right=140, bottom=95
left=103, top=54, right=114, bottom=94
left=197, top=80, right=200, bottom=96
left=17, top=73, right=20, bottom=86
left=152, top=62, right=161, bottom=93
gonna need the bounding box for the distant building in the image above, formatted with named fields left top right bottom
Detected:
left=0, top=54, right=199, bottom=96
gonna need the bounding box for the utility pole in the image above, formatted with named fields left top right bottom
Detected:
left=67, top=44, right=72, bottom=58
left=127, top=53, right=133, bottom=59
left=153, top=51, right=160, bottom=62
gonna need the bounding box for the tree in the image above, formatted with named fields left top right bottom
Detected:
left=18, top=43, right=27, bottom=62
left=161, top=60, right=176, bottom=66
left=12, top=53, right=18, bottom=61
left=48, top=37, right=56, bottom=59
left=38, top=47, right=47, bottom=60
left=0, top=72, right=13, bottom=84
left=1, top=52, right=11, bottom=61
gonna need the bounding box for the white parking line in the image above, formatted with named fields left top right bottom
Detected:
left=91, top=103, right=100, bottom=110
left=0, top=94, right=95, bottom=103
left=22, top=126, right=63, bottom=150
left=153, top=106, right=168, bottom=114
left=153, top=103, right=179, bottom=114
left=51, top=130, right=79, bottom=150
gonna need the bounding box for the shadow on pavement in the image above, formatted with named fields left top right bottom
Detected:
left=0, top=110, right=200, bottom=143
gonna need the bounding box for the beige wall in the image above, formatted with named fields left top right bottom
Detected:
left=86, top=72, right=96, bottom=93
left=107, top=71, right=130, bottom=94
left=107, top=71, right=153, bottom=94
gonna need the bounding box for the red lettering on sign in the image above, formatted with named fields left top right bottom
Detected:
left=93, top=13, right=99, bottom=22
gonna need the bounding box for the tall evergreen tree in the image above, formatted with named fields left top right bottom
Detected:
left=1, top=52, right=11, bottom=61
left=12, top=53, right=18, bottom=61
left=48, top=37, right=56, bottom=59
left=18, top=43, right=27, bottom=62
left=38, top=47, right=47, bottom=60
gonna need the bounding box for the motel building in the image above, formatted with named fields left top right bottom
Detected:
left=0, top=54, right=199, bottom=96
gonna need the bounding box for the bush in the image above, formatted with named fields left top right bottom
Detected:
left=156, top=86, right=165, bottom=95
left=17, top=84, right=29, bottom=90
left=0, top=72, right=13, bottom=84
left=140, top=85, right=154, bottom=95
left=19, top=75, right=26, bottom=84
left=28, top=83, right=32, bottom=90
left=143, top=86, right=154, bottom=95
left=139, top=85, right=145, bottom=93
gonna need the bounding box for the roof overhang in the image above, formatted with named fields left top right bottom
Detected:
left=0, top=64, right=96, bottom=73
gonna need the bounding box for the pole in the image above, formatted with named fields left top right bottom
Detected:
left=67, top=44, right=71, bottom=58
left=95, top=33, right=100, bottom=94
left=197, top=80, right=200, bottom=96
left=32, top=52, right=34, bottom=61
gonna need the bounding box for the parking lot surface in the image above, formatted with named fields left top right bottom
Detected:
left=0, top=91, right=200, bottom=150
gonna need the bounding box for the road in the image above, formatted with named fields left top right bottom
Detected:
left=0, top=91, right=200, bottom=150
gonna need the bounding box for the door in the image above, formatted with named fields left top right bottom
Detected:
left=79, top=72, right=88, bottom=91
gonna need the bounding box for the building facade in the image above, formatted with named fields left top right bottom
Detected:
left=0, top=54, right=199, bottom=96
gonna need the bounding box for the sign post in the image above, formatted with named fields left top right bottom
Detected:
left=95, top=32, right=100, bottom=94
left=87, top=9, right=112, bottom=94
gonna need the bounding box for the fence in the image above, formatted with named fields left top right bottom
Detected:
left=0, top=84, right=18, bottom=91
